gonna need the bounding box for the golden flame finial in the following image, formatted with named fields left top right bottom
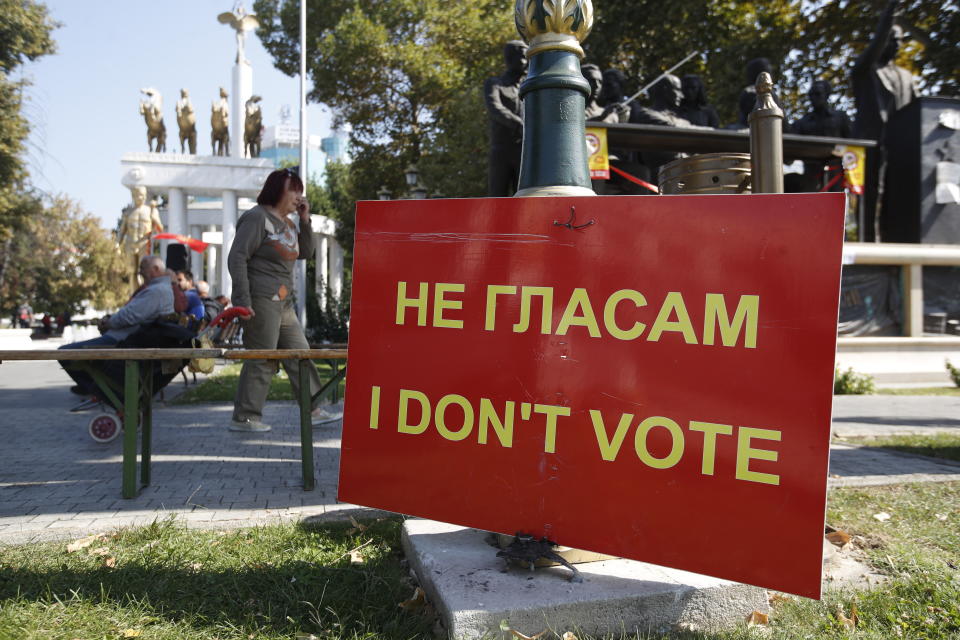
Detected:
left=515, top=0, right=594, bottom=58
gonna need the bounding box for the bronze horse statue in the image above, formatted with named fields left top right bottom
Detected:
left=175, top=89, right=197, bottom=154
left=139, top=88, right=166, bottom=153
left=244, top=95, right=263, bottom=158
left=211, top=90, right=230, bottom=156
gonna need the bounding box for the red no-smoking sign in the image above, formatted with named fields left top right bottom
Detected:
left=338, top=193, right=845, bottom=598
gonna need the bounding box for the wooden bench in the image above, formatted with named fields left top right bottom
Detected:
left=0, top=348, right=347, bottom=498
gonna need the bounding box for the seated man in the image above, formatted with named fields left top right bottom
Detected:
left=175, top=269, right=205, bottom=326
left=60, top=255, right=175, bottom=395
left=197, top=279, right=224, bottom=324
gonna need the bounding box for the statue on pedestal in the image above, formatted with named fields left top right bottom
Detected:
left=175, top=88, right=197, bottom=154
left=790, top=80, right=852, bottom=192
left=218, top=2, right=259, bottom=65
left=211, top=87, right=230, bottom=156
left=630, top=74, right=712, bottom=180
left=117, top=186, right=163, bottom=292
left=582, top=64, right=605, bottom=120
left=138, top=88, right=166, bottom=153
left=677, top=75, right=720, bottom=128
left=244, top=95, right=263, bottom=158
left=851, top=0, right=918, bottom=241
left=598, top=68, right=634, bottom=123
left=483, top=40, right=527, bottom=196
left=792, top=80, right=852, bottom=139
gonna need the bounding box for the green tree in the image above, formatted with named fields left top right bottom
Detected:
left=0, top=196, right=127, bottom=316
left=254, top=0, right=515, bottom=198
left=588, top=0, right=957, bottom=124
left=787, top=0, right=960, bottom=104
left=0, top=0, right=57, bottom=238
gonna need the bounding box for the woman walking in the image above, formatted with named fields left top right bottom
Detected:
left=227, top=168, right=323, bottom=432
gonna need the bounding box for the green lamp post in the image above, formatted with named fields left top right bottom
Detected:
left=514, top=0, right=595, bottom=197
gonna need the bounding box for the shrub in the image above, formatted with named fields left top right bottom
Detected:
left=945, top=359, right=960, bottom=388
left=834, top=366, right=875, bottom=395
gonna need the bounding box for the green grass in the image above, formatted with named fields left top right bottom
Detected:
left=773, top=481, right=960, bottom=640
left=171, top=362, right=345, bottom=405
left=837, top=433, right=960, bottom=463
left=3, top=483, right=959, bottom=639
left=0, top=517, right=431, bottom=640
left=876, top=387, right=960, bottom=396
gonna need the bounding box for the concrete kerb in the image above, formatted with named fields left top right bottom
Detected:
left=402, top=519, right=769, bottom=638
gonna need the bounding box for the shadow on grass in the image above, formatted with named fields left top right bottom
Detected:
left=873, top=444, right=960, bottom=463
left=0, top=519, right=431, bottom=639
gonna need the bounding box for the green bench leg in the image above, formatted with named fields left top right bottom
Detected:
left=299, top=358, right=315, bottom=491
left=140, top=362, right=153, bottom=488
left=122, top=360, right=140, bottom=499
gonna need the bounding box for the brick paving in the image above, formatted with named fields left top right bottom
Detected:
left=1, top=359, right=959, bottom=545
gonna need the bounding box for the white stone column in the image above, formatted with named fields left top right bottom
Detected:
left=232, top=62, right=252, bottom=159
left=163, top=187, right=187, bottom=266
left=205, top=224, right=218, bottom=293
left=329, top=241, right=344, bottom=300
left=189, top=224, right=203, bottom=277
left=167, top=188, right=187, bottom=235
left=221, top=190, right=238, bottom=297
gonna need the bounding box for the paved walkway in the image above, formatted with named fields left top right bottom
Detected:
left=1, top=360, right=959, bottom=545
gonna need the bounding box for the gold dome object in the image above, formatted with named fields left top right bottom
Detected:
left=514, top=0, right=594, bottom=58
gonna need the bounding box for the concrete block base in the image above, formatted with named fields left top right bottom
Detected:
left=402, top=520, right=768, bottom=639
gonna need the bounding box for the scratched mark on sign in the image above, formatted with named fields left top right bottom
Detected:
left=362, top=231, right=573, bottom=247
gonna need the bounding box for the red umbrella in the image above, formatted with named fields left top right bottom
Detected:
left=153, top=233, right=209, bottom=252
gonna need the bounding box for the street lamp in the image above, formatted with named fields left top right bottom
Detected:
left=377, top=185, right=392, bottom=200
left=404, top=164, right=420, bottom=189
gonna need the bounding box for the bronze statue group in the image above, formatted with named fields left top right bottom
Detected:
left=484, top=0, right=917, bottom=241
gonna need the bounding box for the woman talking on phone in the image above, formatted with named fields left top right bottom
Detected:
left=227, top=168, right=323, bottom=432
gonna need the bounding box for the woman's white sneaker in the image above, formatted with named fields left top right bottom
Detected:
left=229, top=418, right=272, bottom=432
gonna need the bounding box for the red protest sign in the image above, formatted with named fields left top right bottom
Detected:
left=338, top=194, right=845, bottom=598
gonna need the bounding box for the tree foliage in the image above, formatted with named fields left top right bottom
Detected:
left=254, top=0, right=515, bottom=200
left=0, top=196, right=127, bottom=316
left=0, top=0, right=57, bottom=237
left=587, top=0, right=958, bottom=125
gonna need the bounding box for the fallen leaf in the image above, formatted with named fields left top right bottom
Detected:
left=350, top=550, right=365, bottom=564
left=935, top=513, right=948, bottom=521
left=66, top=535, right=99, bottom=553
left=826, top=530, right=851, bottom=547
left=209, top=540, right=221, bottom=547
left=873, top=512, right=891, bottom=522
left=346, top=516, right=368, bottom=535
left=561, top=633, right=579, bottom=640
left=122, top=630, right=142, bottom=638
left=88, top=546, right=111, bottom=557
left=104, top=557, right=116, bottom=568
left=399, top=587, right=426, bottom=611
left=769, top=593, right=793, bottom=605
left=836, top=602, right=859, bottom=629
left=746, top=611, right=769, bottom=626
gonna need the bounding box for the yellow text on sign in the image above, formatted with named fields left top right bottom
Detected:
left=367, top=386, right=782, bottom=485
left=395, top=281, right=760, bottom=349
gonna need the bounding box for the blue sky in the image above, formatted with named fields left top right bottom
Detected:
left=24, top=0, right=332, bottom=230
